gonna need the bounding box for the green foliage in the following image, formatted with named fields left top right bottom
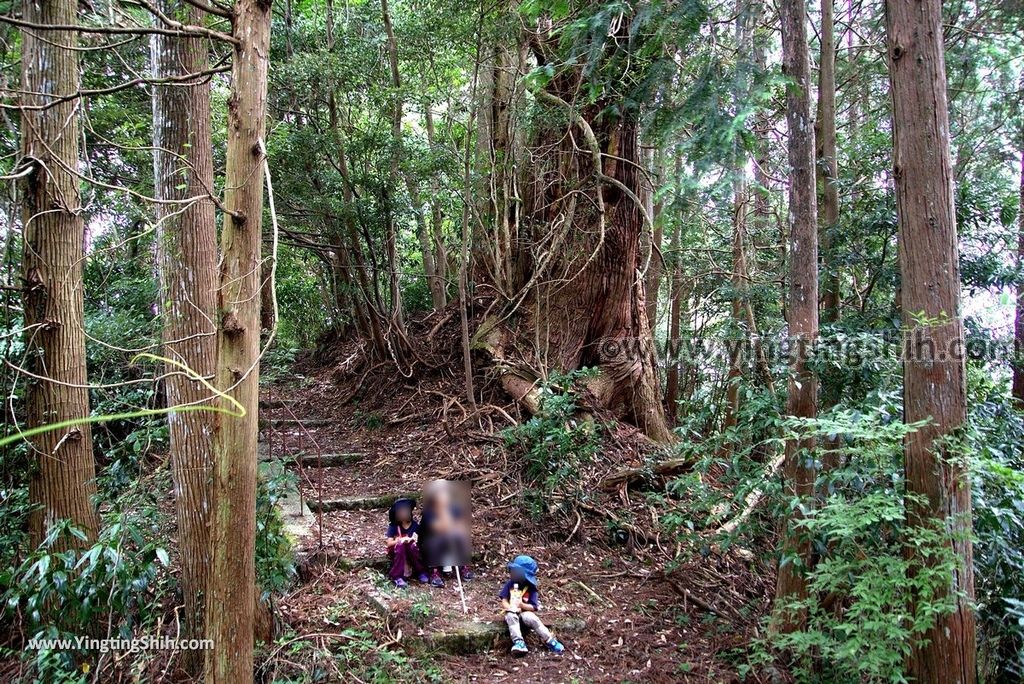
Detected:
left=256, top=467, right=298, bottom=601
left=965, top=369, right=1024, bottom=678
left=738, top=411, right=964, bottom=683
left=502, top=368, right=603, bottom=500
left=259, top=628, right=443, bottom=683
left=0, top=470, right=173, bottom=682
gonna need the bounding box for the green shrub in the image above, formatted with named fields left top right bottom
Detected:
left=501, top=368, right=603, bottom=499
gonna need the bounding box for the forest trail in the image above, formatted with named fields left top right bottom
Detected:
left=255, top=351, right=768, bottom=683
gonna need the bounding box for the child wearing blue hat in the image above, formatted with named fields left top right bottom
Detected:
left=499, top=555, right=565, bottom=656
left=385, top=498, right=428, bottom=588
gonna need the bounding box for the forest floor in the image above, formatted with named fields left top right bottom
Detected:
left=258, top=312, right=775, bottom=683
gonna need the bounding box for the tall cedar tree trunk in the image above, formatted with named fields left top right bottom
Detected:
left=20, top=0, right=100, bottom=549
left=483, top=40, right=672, bottom=441
left=885, top=0, right=977, bottom=679
left=774, top=0, right=819, bottom=632
left=816, top=0, right=840, bottom=324
left=204, top=0, right=271, bottom=678
left=151, top=0, right=217, bottom=670
left=1013, top=148, right=1024, bottom=405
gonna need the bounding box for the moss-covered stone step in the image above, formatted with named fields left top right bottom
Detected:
left=405, top=617, right=587, bottom=655
left=259, top=450, right=364, bottom=467
left=309, top=491, right=421, bottom=513
left=262, top=417, right=333, bottom=428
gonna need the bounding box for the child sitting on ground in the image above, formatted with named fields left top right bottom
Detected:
left=385, top=498, right=428, bottom=588
left=499, top=555, right=564, bottom=656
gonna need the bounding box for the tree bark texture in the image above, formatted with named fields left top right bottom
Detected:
left=20, top=0, right=100, bottom=550
left=774, top=0, right=819, bottom=632
left=151, top=0, right=218, bottom=670
left=204, top=0, right=271, bottom=679
left=885, top=0, right=976, bottom=679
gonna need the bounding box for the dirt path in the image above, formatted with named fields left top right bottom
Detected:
left=259, top=371, right=767, bottom=683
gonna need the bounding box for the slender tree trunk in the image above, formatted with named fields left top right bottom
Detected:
left=405, top=171, right=446, bottom=310
left=885, top=0, right=976, bottom=679
left=774, top=0, right=819, bottom=632
left=424, top=106, right=449, bottom=303
left=381, top=0, right=407, bottom=334
left=644, top=147, right=664, bottom=330
left=1013, top=149, right=1024, bottom=406
left=816, top=0, right=840, bottom=324
left=665, top=150, right=684, bottom=424
left=204, top=0, right=271, bottom=678
left=20, top=0, right=100, bottom=550
left=151, top=0, right=217, bottom=671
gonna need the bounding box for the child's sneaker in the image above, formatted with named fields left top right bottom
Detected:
left=393, top=578, right=408, bottom=589
left=510, top=639, right=528, bottom=656
left=416, top=573, right=429, bottom=584
left=430, top=569, right=445, bottom=587
left=460, top=565, right=474, bottom=581
left=545, top=637, right=564, bottom=654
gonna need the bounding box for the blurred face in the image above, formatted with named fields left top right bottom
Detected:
left=509, top=567, right=526, bottom=583
left=396, top=505, right=412, bottom=524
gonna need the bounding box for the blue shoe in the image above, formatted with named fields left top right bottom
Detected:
left=429, top=570, right=445, bottom=588
left=510, top=639, right=528, bottom=656
left=393, top=578, right=407, bottom=588
left=417, top=573, right=429, bottom=584
left=545, top=637, right=564, bottom=654
left=460, top=566, right=474, bottom=581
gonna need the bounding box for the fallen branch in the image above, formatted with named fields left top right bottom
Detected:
left=599, top=457, right=694, bottom=490
left=712, top=451, right=785, bottom=536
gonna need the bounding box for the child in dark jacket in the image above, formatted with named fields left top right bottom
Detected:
left=499, top=555, right=565, bottom=656
left=385, top=498, right=428, bottom=588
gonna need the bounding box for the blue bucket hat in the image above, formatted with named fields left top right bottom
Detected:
left=507, top=555, right=539, bottom=588
left=388, top=498, right=416, bottom=525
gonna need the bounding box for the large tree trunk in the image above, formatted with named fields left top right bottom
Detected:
left=473, top=22, right=528, bottom=295
left=885, top=0, right=976, bottom=680
left=816, top=0, right=840, bottom=324
left=151, top=0, right=217, bottom=673
left=774, top=0, right=819, bottom=632
left=20, top=0, right=99, bottom=549
left=478, top=52, right=672, bottom=441
left=204, top=0, right=271, bottom=678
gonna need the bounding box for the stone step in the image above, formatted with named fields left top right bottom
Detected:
left=259, top=449, right=364, bottom=467
left=309, top=491, right=420, bottom=513
left=261, top=417, right=333, bottom=428
left=259, top=398, right=296, bottom=409
left=404, top=617, right=586, bottom=655
left=363, top=580, right=586, bottom=655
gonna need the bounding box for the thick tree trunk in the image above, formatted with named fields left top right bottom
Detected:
left=473, top=26, right=527, bottom=294
left=885, top=0, right=976, bottom=679
left=20, top=0, right=100, bottom=549
left=774, top=0, right=819, bottom=632
left=816, top=0, right=840, bottom=324
left=151, top=1, right=217, bottom=672
left=204, top=0, right=271, bottom=678
left=490, top=74, right=672, bottom=443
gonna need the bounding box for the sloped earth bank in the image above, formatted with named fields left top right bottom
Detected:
left=262, top=316, right=774, bottom=682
